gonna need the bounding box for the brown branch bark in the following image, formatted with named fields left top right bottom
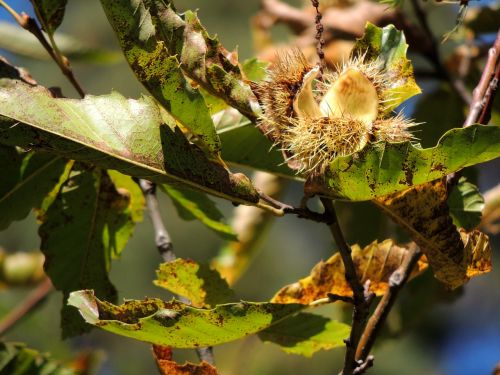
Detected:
left=355, top=245, right=422, bottom=362
left=321, top=198, right=373, bottom=375
left=0, top=277, right=53, bottom=336
left=0, top=0, right=86, bottom=98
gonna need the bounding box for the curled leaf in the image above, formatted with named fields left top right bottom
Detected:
left=272, top=239, right=427, bottom=304
left=68, top=290, right=305, bottom=348
left=375, top=179, right=492, bottom=289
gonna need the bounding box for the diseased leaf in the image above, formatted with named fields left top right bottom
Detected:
left=99, top=0, right=220, bottom=155
left=0, top=342, right=77, bottom=375
left=375, top=179, right=492, bottom=289
left=309, top=125, right=500, bottom=201
left=0, top=145, right=71, bottom=230
left=352, top=23, right=421, bottom=114
left=30, top=0, right=68, bottom=34
left=153, top=345, right=218, bottom=375
left=154, top=259, right=236, bottom=308
left=0, top=21, right=121, bottom=63
left=447, top=177, right=484, bottom=231
left=160, top=184, right=237, bottom=241
left=68, top=290, right=305, bottom=348
left=259, top=313, right=350, bottom=357
left=40, top=166, right=140, bottom=337
left=272, top=239, right=427, bottom=304
left=0, top=62, right=260, bottom=207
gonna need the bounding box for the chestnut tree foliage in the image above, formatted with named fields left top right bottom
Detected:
left=0, top=0, right=499, bottom=374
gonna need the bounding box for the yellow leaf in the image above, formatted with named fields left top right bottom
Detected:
left=272, top=239, right=427, bottom=304
left=375, top=178, right=492, bottom=289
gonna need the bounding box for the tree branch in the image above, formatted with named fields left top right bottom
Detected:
left=320, top=198, right=373, bottom=375
left=0, top=277, right=53, bottom=336
left=137, top=179, right=215, bottom=365
left=0, top=0, right=86, bottom=98
left=355, top=245, right=422, bottom=362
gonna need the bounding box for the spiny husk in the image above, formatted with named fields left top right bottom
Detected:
left=257, top=50, right=418, bottom=175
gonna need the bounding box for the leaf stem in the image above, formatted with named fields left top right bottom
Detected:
left=355, top=245, right=422, bottom=362
left=0, top=0, right=86, bottom=98
left=320, top=198, right=373, bottom=375
left=0, top=277, right=53, bottom=336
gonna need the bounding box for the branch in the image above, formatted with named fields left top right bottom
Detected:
left=355, top=245, right=422, bottom=362
left=137, top=179, right=214, bottom=365
left=321, top=198, right=373, bottom=375
left=0, top=277, right=53, bottom=336
left=464, top=30, right=500, bottom=127
left=0, top=0, right=86, bottom=98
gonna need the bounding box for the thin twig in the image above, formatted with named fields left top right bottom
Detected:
left=138, top=179, right=175, bottom=263
left=309, top=0, right=325, bottom=74
left=0, top=277, right=53, bottom=336
left=355, top=245, right=422, bottom=362
left=137, top=179, right=215, bottom=365
left=0, top=0, right=86, bottom=97
left=465, top=30, right=500, bottom=127
left=321, top=198, right=373, bottom=375
left=409, top=0, right=472, bottom=106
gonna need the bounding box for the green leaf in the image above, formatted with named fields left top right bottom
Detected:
left=447, top=177, right=484, bottom=231
left=311, top=125, right=500, bottom=201
left=258, top=313, right=350, bottom=357
left=0, top=146, right=71, bottom=230
left=0, top=342, right=77, bottom=375
left=160, top=184, right=237, bottom=240
left=242, top=58, right=268, bottom=82
left=68, top=290, right=305, bottom=348
left=99, top=0, right=220, bottom=155
left=40, top=166, right=137, bottom=337
left=154, top=259, right=236, bottom=307
left=352, top=23, right=421, bottom=114
left=218, top=120, right=293, bottom=177
left=30, top=0, right=67, bottom=35
left=0, top=64, right=260, bottom=207
left=0, top=21, right=121, bottom=63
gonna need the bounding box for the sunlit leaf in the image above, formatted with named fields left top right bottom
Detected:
left=0, top=21, right=121, bottom=63
left=0, top=145, right=71, bottom=230
left=375, top=179, right=492, bottom=289
left=99, top=0, right=220, bottom=155
left=0, top=342, right=77, bottom=375
left=0, top=60, right=260, bottom=207
left=352, top=23, right=421, bottom=114
left=272, top=239, right=427, bottom=304
left=68, top=290, right=305, bottom=348
left=153, top=345, right=218, bottom=375
left=447, top=177, right=484, bottom=231
left=259, top=313, right=350, bottom=357
left=30, top=0, right=67, bottom=35
left=160, top=184, right=237, bottom=241
left=154, top=259, right=236, bottom=308
left=310, top=125, right=500, bottom=201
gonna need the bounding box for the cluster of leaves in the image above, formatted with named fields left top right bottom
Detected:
left=0, top=0, right=499, bottom=373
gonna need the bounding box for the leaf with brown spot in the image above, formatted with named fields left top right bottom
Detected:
left=153, top=345, right=219, bottom=375
left=374, top=179, right=492, bottom=289
left=272, top=239, right=427, bottom=304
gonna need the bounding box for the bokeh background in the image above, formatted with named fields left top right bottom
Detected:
left=1, top=1, right=499, bottom=374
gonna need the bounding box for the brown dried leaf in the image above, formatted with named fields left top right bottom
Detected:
left=375, top=178, right=492, bottom=289
left=272, top=239, right=427, bottom=304
left=153, top=345, right=218, bottom=375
